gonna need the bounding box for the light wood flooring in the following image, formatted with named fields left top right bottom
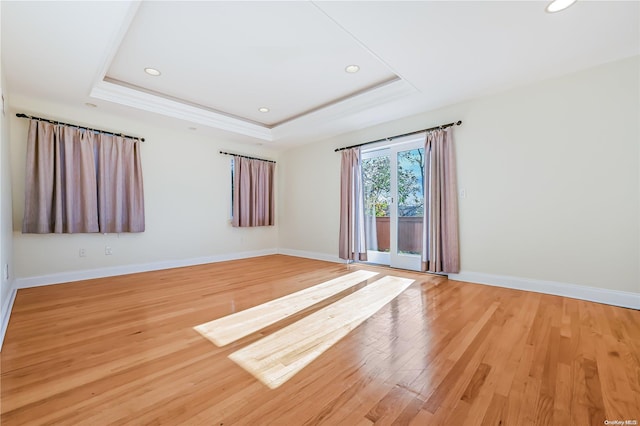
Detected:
left=1, top=255, right=639, bottom=425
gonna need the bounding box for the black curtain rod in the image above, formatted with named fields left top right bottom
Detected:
left=219, top=151, right=276, bottom=164
left=334, top=120, right=462, bottom=152
left=16, top=113, right=145, bottom=142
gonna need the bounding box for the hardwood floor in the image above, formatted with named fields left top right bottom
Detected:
left=1, top=255, right=639, bottom=425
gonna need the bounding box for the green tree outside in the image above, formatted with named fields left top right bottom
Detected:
left=362, top=149, right=424, bottom=218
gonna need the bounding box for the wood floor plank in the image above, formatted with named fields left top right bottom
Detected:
left=553, top=361, right=572, bottom=425
left=584, top=357, right=607, bottom=424
left=1, top=255, right=638, bottom=425
left=422, top=303, right=496, bottom=414
left=408, top=409, right=436, bottom=426
left=364, top=384, right=417, bottom=424
left=481, top=393, right=509, bottom=426
left=298, top=342, right=420, bottom=425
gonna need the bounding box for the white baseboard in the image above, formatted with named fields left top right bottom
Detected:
left=0, top=286, right=17, bottom=350
left=448, top=271, right=639, bottom=310
left=277, top=248, right=346, bottom=264
left=14, top=248, right=278, bottom=289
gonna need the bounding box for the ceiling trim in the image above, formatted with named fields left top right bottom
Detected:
left=103, top=76, right=269, bottom=128
left=272, top=76, right=401, bottom=127
left=90, top=75, right=418, bottom=143
left=90, top=1, right=143, bottom=93
left=90, top=80, right=274, bottom=141
left=271, top=78, right=418, bottom=141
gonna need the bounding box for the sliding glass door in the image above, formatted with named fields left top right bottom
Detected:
left=362, top=139, right=424, bottom=271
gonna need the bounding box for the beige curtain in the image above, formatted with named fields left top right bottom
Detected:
left=338, top=148, right=367, bottom=261
left=421, top=128, right=460, bottom=273
left=232, top=156, right=275, bottom=227
left=22, top=120, right=145, bottom=234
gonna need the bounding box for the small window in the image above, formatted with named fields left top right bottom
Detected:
left=230, top=156, right=275, bottom=227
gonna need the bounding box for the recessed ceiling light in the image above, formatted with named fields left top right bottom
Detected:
left=144, top=67, right=161, bottom=76
left=545, top=0, right=577, bottom=13
left=84, top=102, right=97, bottom=108
left=258, top=107, right=270, bottom=113
left=345, top=64, right=360, bottom=73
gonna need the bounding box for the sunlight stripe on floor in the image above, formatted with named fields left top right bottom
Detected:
left=228, top=275, right=414, bottom=389
left=194, top=270, right=379, bottom=346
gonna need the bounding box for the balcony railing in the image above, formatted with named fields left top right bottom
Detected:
left=365, top=216, right=423, bottom=254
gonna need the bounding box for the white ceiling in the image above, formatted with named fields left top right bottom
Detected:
left=2, top=1, right=639, bottom=149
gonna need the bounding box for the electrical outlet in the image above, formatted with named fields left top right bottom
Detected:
left=105, top=246, right=113, bottom=256
left=3, top=264, right=8, bottom=281
left=79, top=248, right=86, bottom=257
left=460, top=188, right=467, bottom=199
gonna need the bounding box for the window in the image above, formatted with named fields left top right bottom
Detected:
left=22, top=120, right=145, bottom=234
left=230, top=156, right=275, bottom=227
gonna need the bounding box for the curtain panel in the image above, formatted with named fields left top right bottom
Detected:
left=421, top=128, right=460, bottom=273
left=232, top=156, right=275, bottom=227
left=96, top=134, right=145, bottom=233
left=22, top=120, right=145, bottom=234
left=338, top=148, right=367, bottom=261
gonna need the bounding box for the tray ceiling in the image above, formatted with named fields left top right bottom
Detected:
left=2, top=1, right=638, bottom=147
left=106, top=2, right=398, bottom=127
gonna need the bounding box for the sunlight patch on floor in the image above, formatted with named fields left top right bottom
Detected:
left=228, top=275, right=414, bottom=389
left=194, top=270, right=378, bottom=346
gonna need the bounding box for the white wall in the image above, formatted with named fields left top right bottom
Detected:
left=1, top=23, right=17, bottom=346
left=280, top=56, right=640, bottom=296
left=9, top=97, right=279, bottom=284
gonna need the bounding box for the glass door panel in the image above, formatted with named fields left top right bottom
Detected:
left=391, top=147, right=424, bottom=271
left=362, top=150, right=391, bottom=266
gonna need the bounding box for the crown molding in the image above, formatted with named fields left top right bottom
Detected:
left=90, top=80, right=274, bottom=141
left=90, top=76, right=418, bottom=144
left=270, top=77, right=418, bottom=141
